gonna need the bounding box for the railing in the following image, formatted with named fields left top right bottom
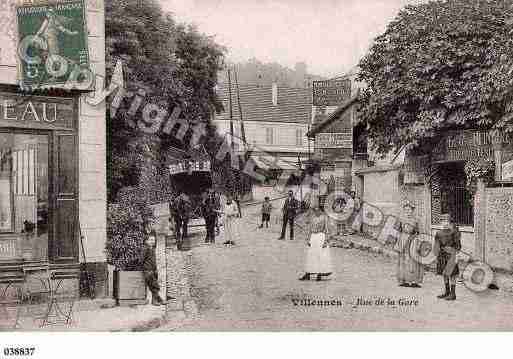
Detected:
left=440, top=185, right=474, bottom=226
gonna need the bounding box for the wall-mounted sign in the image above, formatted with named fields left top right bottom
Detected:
left=169, top=160, right=211, bottom=175
left=312, top=79, right=351, bottom=106
left=17, top=0, right=90, bottom=88
left=431, top=130, right=508, bottom=163
left=0, top=93, right=74, bottom=130
left=315, top=132, right=352, bottom=149
left=404, top=154, right=429, bottom=184
left=502, top=159, right=513, bottom=181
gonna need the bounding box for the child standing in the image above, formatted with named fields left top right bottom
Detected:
left=259, top=197, right=273, bottom=228
left=142, top=222, right=166, bottom=306
left=434, top=214, right=461, bottom=301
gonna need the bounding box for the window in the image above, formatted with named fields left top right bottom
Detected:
left=265, top=127, right=274, bottom=145
left=295, top=129, right=303, bottom=146
left=0, top=131, right=78, bottom=263
left=0, top=133, right=49, bottom=261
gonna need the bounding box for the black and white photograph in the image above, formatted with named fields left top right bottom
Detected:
left=1, top=0, right=513, bottom=347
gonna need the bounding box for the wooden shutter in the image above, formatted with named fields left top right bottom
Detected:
left=50, top=132, right=78, bottom=262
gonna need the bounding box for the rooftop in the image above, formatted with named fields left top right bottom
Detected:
left=215, top=83, right=312, bottom=124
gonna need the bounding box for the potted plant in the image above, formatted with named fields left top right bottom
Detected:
left=21, top=220, right=36, bottom=261
left=107, top=187, right=155, bottom=306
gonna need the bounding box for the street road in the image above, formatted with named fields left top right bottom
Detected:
left=162, top=207, right=513, bottom=331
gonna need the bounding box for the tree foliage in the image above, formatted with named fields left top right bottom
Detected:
left=357, top=0, right=513, bottom=156
left=105, top=0, right=226, bottom=202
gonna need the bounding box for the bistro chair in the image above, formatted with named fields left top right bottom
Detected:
left=40, top=269, right=80, bottom=327
left=0, top=270, right=25, bottom=329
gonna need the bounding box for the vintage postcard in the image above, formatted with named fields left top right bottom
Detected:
left=0, top=0, right=512, bottom=336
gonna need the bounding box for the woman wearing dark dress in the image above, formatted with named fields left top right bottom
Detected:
left=434, top=214, right=461, bottom=301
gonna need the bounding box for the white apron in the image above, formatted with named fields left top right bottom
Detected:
left=305, top=232, right=332, bottom=274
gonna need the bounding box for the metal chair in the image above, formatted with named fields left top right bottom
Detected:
left=40, top=269, right=79, bottom=327
left=0, top=271, right=25, bottom=329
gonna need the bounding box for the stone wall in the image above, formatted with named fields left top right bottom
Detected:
left=484, top=187, right=513, bottom=271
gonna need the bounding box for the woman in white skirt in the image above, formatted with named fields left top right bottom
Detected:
left=299, top=204, right=333, bottom=281
left=223, top=195, right=239, bottom=246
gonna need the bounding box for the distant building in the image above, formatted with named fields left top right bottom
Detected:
left=306, top=73, right=367, bottom=200
left=214, top=83, right=312, bottom=200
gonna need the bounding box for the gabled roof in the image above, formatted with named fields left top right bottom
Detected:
left=215, top=83, right=311, bottom=124
left=306, top=89, right=360, bottom=138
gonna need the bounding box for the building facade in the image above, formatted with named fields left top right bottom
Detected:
left=214, top=83, right=312, bottom=200
left=0, top=0, right=107, bottom=296
left=306, top=73, right=367, bottom=201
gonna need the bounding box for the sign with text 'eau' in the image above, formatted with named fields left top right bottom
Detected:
left=0, top=93, right=74, bottom=130
left=17, top=0, right=90, bottom=88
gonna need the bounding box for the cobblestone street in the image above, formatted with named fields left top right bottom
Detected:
left=158, top=208, right=513, bottom=331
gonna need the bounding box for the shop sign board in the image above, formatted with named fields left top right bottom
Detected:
left=431, top=130, right=508, bottom=162
left=169, top=160, right=211, bottom=175
left=312, top=79, right=351, bottom=106
left=0, top=93, right=74, bottom=130
left=17, top=0, right=90, bottom=88
left=315, top=131, right=352, bottom=149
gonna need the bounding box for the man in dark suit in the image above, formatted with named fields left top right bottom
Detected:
left=170, top=192, right=191, bottom=249
left=202, top=189, right=220, bottom=244
left=278, top=190, right=299, bottom=241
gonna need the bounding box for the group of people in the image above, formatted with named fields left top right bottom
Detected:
left=395, top=202, right=462, bottom=301
left=169, top=189, right=243, bottom=248
left=141, top=188, right=463, bottom=306
left=291, top=192, right=462, bottom=301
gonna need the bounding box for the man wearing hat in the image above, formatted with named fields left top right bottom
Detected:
left=278, top=190, right=299, bottom=241
left=434, top=213, right=461, bottom=301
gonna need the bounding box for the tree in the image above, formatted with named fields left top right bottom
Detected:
left=105, top=0, right=226, bottom=202
left=357, top=0, right=513, bottom=156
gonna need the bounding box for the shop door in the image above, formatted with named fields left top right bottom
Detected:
left=50, top=132, right=78, bottom=262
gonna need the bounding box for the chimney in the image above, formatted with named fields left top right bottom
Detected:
left=272, top=83, right=278, bottom=106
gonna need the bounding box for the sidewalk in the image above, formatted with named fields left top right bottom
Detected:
left=1, top=231, right=184, bottom=332
left=331, top=233, right=513, bottom=294
left=2, top=298, right=168, bottom=332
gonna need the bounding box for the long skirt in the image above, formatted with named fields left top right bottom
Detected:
left=305, top=233, right=332, bottom=274
left=224, top=217, right=239, bottom=242
left=397, top=242, right=424, bottom=284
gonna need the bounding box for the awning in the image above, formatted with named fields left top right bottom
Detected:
left=248, top=154, right=303, bottom=171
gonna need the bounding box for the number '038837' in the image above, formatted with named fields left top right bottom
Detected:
left=3, top=347, right=35, bottom=356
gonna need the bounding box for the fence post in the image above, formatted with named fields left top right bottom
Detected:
left=474, top=178, right=487, bottom=262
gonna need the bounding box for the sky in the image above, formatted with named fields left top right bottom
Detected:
left=160, top=0, right=424, bottom=78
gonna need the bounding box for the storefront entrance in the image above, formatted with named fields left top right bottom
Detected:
left=0, top=93, right=78, bottom=266
left=432, top=162, right=473, bottom=227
